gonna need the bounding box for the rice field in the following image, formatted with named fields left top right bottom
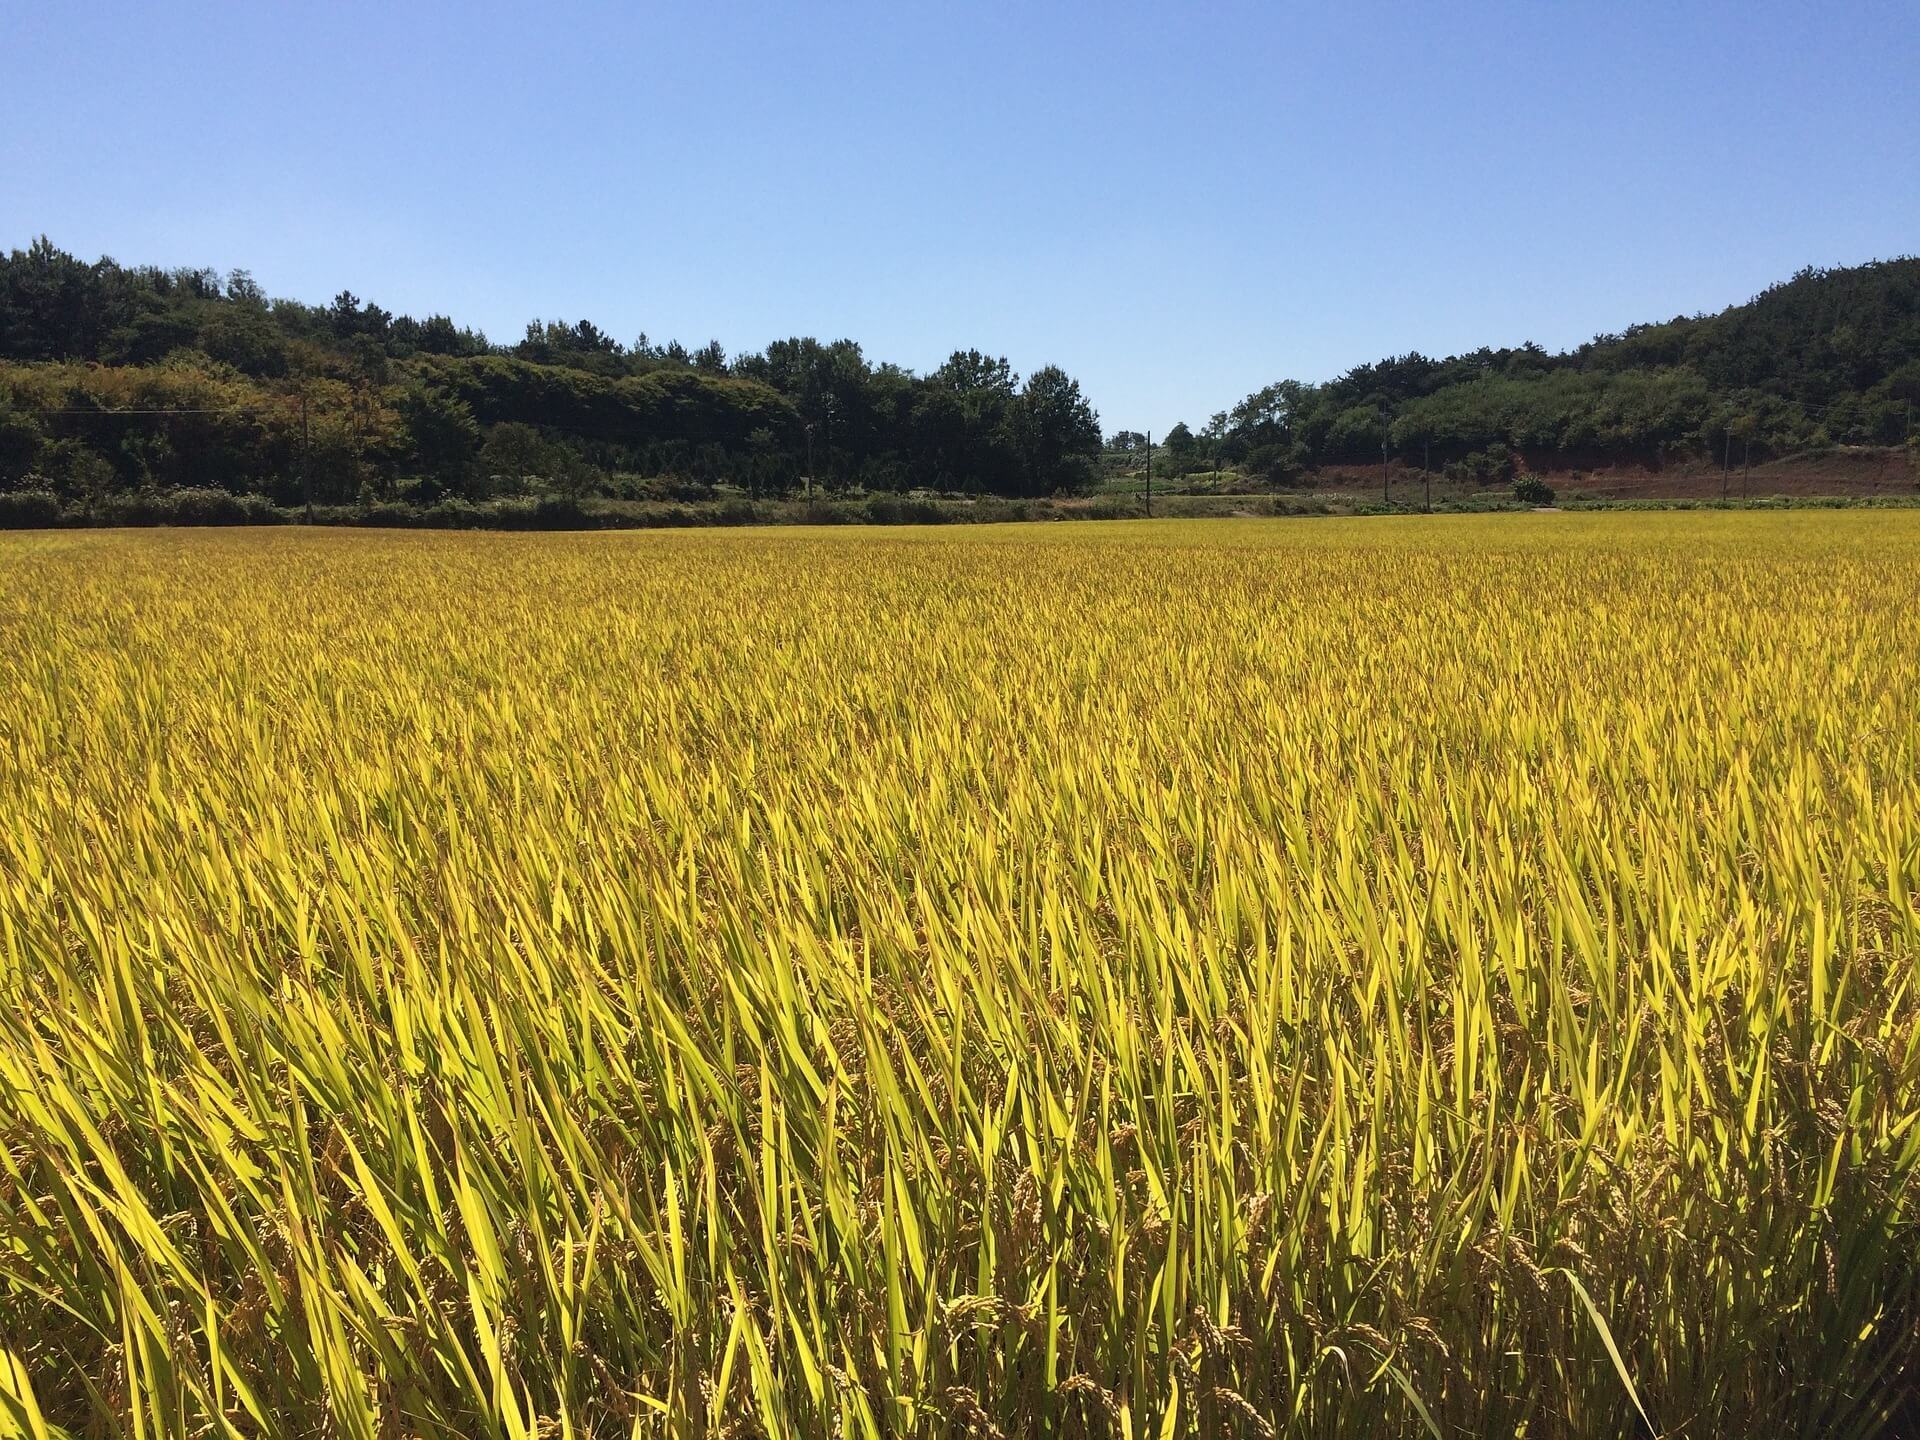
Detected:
left=1, top=513, right=1917, bottom=1438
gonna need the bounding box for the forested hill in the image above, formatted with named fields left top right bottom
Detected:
left=0, top=238, right=1104, bottom=511
left=1168, top=258, right=1920, bottom=482
left=1, top=238, right=1916, bottom=522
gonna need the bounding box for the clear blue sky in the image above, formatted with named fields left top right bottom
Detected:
left=4, top=1, right=1916, bottom=434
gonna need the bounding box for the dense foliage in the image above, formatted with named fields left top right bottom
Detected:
left=0, top=238, right=1102, bottom=507
left=3, top=237, right=1914, bottom=514
left=3, top=517, right=1917, bottom=1435
left=1168, top=259, right=1920, bottom=483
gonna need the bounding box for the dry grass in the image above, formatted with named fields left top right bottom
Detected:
left=1, top=514, right=1916, bottom=1437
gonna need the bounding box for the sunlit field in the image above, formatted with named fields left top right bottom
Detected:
left=2, top=515, right=1917, bottom=1438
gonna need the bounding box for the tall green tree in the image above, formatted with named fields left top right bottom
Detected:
left=398, top=385, right=481, bottom=496
left=1013, top=365, right=1101, bottom=495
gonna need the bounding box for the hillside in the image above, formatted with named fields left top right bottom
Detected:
left=0, top=238, right=1102, bottom=520
left=1163, top=258, right=1920, bottom=488
left=1, top=239, right=1916, bottom=525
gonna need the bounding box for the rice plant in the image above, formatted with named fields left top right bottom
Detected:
left=1, top=513, right=1916, bottom=1437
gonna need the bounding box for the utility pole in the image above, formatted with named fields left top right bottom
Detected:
left=1423, top=439, right=1431, bottom=512
left=804, top=422, right=814, bottom=503
left=1144, top=430, right=1152, bottom=518
left=1743, top=433, right=1751, bottom=498
left=1723, top=427, right=1732, bottom=501
left=1382, top=438, right=1389, bottom=505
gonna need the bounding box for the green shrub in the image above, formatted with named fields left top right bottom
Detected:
left=0, top=488, right=65, bottom=528
left=103, top=488, right=289, bottom=526
left=798, top=500, right=857, bottom=525
left=864, top=495, right=951, bottom=525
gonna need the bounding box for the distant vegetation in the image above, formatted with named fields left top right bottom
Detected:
left=0, top=239, right=1103, bottom=518
left=1, top=238, right=1915, bottom=524
left=1150, top=258, right=1920, bottom=486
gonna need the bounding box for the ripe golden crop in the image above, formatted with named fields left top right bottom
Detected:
left=1, top=514, right=1917, bottom=1437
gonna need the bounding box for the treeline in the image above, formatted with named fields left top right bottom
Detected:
left=0, top=238, right=1102, bottom=509
left=4, top=238, right=1916, bottom=520
left=1150, top=258, right=1920, bottom=482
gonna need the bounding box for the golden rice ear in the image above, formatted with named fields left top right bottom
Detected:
left=0, top=513, right=1914, bottom=1437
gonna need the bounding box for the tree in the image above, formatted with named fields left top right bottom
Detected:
left=199, top=306, right=288, bottom=376
left=349, top=335, right=391, bottom=386
left=907, top=351, right=1022, bottom=493
left=329, top=291, right=364, bottom=339
left=476, top=422, right=555, bottom=493
left=737, top=338, right=881, bottom=485
left=0, top=237, right=148, bottom=360
left=1013, top=365, right=1101, bottom=496
left=225, top=270, right=265, bottom=307
left=934, top=350, right=1017, bottom=397
left=1164, top=420, right=1200, bottom=473
left=1201, top=412, right=1232, bottom=470
left=572, top=320, right=620, bottom=355
left=399, top=385, right=481, bottom=495
left=1324, top=404, right=1387, bottom=461
left=1230, top=380, right=1308, bottom=442
left=391, top=314, right=486, bottom=357
left=0, top=399, right=43, bottom=487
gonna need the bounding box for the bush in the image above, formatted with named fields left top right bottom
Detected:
left=1513, top=476, right=1557, bottom=505
left=863, top=495, right=952, bottom=525
left=1244, top=442, right=1309, bottom=486
left=799, top=500, right=858, bottom=525
left=618, top=474, right=716, bottom=504
left=95, top=488, right=288, bottom=526
left=356, top=501, right=429, bottom=529
left=977, top=498, right=1033, bottom=523
left=417, top=499, right=485, bottom=529
left=0, top=488, right=65, bottom=528
left=481, top=495, right=597, bottom=529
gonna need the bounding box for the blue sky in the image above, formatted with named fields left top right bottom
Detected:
left=4, top=1, right=1916, bottom=434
